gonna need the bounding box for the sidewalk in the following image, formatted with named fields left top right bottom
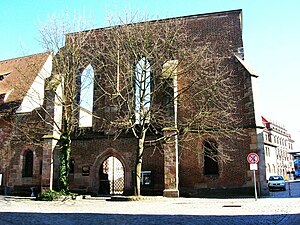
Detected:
left=0, top=196, right=299, bottom=224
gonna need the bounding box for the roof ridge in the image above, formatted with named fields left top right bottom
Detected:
left=68, top=9, right=242, bottom=35
left=0, top=51, right=50, bottom=63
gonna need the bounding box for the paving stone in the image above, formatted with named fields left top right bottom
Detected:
left=0, top=196, right=299, bottom=224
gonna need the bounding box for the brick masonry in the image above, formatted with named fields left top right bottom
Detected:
left=0, top=10, right=259, bottom=197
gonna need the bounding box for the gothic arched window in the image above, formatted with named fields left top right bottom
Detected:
left=79, top=64, right=94, bottom=127
left=134, top=57, right=151, bottom=124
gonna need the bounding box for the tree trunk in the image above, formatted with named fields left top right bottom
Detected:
left=59, top=133, right=71, bottom=192
left=134, top=129, right=147, bottom=196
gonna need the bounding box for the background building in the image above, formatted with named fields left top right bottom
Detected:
left=258, top=116, right=294, bottom=181
left=0, top=52, right=52, bottom=195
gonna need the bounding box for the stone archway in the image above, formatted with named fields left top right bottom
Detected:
left=91, top=149, right=128, bottom=195
left=99, top=156, right=124, bottom=195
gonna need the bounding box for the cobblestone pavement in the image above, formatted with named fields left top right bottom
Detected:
left=0, top=196, right=300, bottom=225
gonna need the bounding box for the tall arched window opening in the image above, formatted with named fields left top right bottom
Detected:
left=134, top=57, right=151, bottom=124
left=23, top=150, right=33, bottom=177
left=203, top=140, right=219, bottom=175
left=79, top=64, right=94, bottom=127
left=161, top=60, right=178, bottom=119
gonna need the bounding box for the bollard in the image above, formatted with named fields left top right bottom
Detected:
left=4, top=186, right=10, bottom=196
left=30, top=187, right=35, bottom=197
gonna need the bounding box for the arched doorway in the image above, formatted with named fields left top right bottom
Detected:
left=99, top=156, right=124, bottom=195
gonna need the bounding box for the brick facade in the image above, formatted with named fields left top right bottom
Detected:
left=0, top=10, right=259, bottom=197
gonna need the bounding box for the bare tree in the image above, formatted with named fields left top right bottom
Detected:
left=72, top=14, right=244, bottom=196
left=1, top=12, right=243, bottom=196
left=37, top=15, right=97, bottom=192
left=0, top=15, right=97, bottom=192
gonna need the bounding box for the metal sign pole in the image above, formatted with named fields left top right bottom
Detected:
left=247, top=153, right=259, bottom=201
left=253, top=170, right=257, bottom=201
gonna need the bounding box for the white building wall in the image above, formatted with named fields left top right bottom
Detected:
left=16, top=54, right=52, bottom=113
left=261, top=118, right=294, bottom=180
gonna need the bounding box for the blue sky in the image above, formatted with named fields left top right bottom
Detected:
left=1, top=0, right=300, bottom=149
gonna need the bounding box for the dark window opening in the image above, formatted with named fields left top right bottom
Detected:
left=69, top=159, right=75, bottom=174
left=203, top=140, right=219, bottom=175
left=23, top=150, right=33, bottom=177
left=267, top=133, right=272, bottom=142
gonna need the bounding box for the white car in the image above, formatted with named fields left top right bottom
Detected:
left=268, top=175, right=286, bottom=191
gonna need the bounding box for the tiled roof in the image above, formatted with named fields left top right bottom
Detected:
left=0, top=52, right=50, bottom=104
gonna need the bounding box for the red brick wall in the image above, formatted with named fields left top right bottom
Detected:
left=0, top=119, right=13, bottom=186
left=65, top=134, right=164, bottom=194
left=0, top=113, right=45, bottom=194
left=179, top=130, right=254, bottom=188
left=64, top=10, right=257, bottom=196
left=1, top=10, right=258, bottom=197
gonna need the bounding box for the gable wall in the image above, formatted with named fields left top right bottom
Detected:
left=66, top=10, right=258, bottom=196
left=0, top=10, right=259, bottom=197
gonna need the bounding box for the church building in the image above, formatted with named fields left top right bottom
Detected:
left=0, top=9, right=259, bottom=197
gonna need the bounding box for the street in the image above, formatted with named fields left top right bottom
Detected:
left=0, top=181, right=299, bottom=225
left=269, top=180, right=300, bottom=198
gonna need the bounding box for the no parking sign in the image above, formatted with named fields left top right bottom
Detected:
left=247, top=153, right=259, bottom=201
left=247, top=153, right=259, bottom=164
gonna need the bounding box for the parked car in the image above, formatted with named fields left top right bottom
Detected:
left=268, top=175, right=286, bottom=191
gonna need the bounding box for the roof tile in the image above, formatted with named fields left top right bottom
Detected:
left=0, top=52, right=50, bottom=104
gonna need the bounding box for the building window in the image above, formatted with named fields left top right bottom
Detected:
left=203, top=140, right=219, bottom=175
left=265, top=147, right=270, bottom=157
left=69, top=159, right=75, bottom=174
left=272, top=164, right=276, bottom=173
left=134, top=57, right=151, bottom=124
left=23, top=150, right=33, bottom=177
left=268, top=134, right=271, bottom=142
left=79, top=64, right=94, bottom=127
left=267, top=164, right=271, bottom=173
